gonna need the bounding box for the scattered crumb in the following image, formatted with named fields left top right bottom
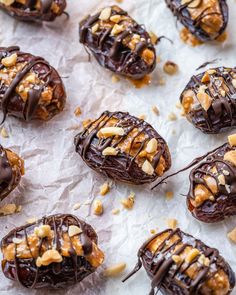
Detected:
left=150, top=229, right=157, bottom=235
left=0, top=127, right=9, bottom=138
left=103, top=262, right=126, bottom=277
left=168, top=112, right=177, bottom=121
left=121, top=192, right=135, bottom=210
left=158, top=77, right=166, bottom=85
left=165, top=191, right=174, bottom=200
left=82, top=119, right=92, bottom=128
left=100, top=182, right=110, bottom=196
left=0, top=204, right=19, bottom=216
left=66, top=124, right=80, bottom=131
left=115, top=0, right=123, bottom=3
left=139, top=114, right=146, bottom=120
left=83, top=199, right=91, bottom=206
left=73, top=202, right=81, bottom=210
left=152, top=105, right=159, bottom=115
left=26, top=217, right=38, bottom=224
left=111, top=75, right=120, bottom=83
left=74, top=106, right=82, bottom=117
left=167, top=218, right=178, bottom=229
left=112, top=208, right=120, bottom=215
left=16, top=205, right=22, bottom=213
left=93, top=200, right=103, bottom=216
left=175, top=102, right=182, bottom=109
left=227, top=227, right=236, bottom=243
left=156, top=56, right=161, bottom=63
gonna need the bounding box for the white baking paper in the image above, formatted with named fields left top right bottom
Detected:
left=0, top=0, right=236, bottom=294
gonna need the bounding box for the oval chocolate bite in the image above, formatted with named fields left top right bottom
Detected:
left=74, top=111, right=171, bottom=185
left=180, top=67, right=236, bottom=133
left=165, top=0, right=228, bottom=42
left=0, top=0, right=67, bottom=22
left=187, top=136, right=236, bottom=223
left=79, top=5, right=156, bottom=80
left=123, top=228, right=235, bottom=295
left=0, top=144, right=24, bottom=201
left=1, top=214, right=104, bottom=289
left=0, top=46, right=66, bottom=122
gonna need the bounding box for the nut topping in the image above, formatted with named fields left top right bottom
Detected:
left=36, top=249, right=63, bottom=267
left=103, top=262, right=126, bottom=277
left=185, top=248, right=200, bottom=263
left=34, top=225, right=52, bottom=238
left=93, top=200, right=103, bottom=215
left=1, top=53, right=17, bottom=67
left=146, top=138, right=158, bottom=154
left=102, top=147, right=118, bottom=156
left=68, top=225, right=82, bottom=237
left=228, top=134, right=236, bottom=147
left=197, top=92, right=212, bottom=111
left=99, top=127, right=125, bottom=137
left=99, top=7, right=111, bottom=20
left=142, top=160, right=154, bottom=175
left=224, top=151, right=236, bottom=166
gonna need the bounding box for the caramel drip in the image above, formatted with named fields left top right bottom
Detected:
left=123, top=228, right=222, bottom=294
left=0, top=46, right=52, bottom=122
left=9, top=214, right=94, bottom=288
left=0, top=145, right=13, bottom=198
left=75, top=111, right=165, bottom=173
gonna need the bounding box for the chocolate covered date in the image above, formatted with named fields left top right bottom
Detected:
left=165, top=0, right=228, bottom=42
left=74, top=111, right=171, bottom=185
left=187, top=135, right=236, bottom=223
left=0, top=0, right=67, bottom=22
left=0, top=46, right=66, bottom=122
left=123, top=228, right=235, bottom=295
left=1, top=214, right=104, bottom=289
left=180, top=67, right=236, bottom=133
left=79, top=6, right=156, bottom=79
left=0, top=145, right=24, bottom=201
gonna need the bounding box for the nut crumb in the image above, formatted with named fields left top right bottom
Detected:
left=111, top=75, right=120, bottom=83
left=152, top=105, right=159, bottom=115
left=150, top=229, right=157, bottom=235
left=158, top=77, right=166, bottom=85
left=74, top=106, right=82, bottom=117
left=139, top=114, right=146, bottom=120
left=121, top=192, right=135, bottom=210
left=167, top=218, right=178, bottom=229
left=168, top=112, right=177, bottom=121
left=112, top=208, right=120, bottom=215
left=103, top=262, right=126, bottom=277
left=0, top=127, right=9, bottom=138
left=100, top=182, right=110, bottom=196
left=73, top=202, right=81, bottom=210
left=165, top=191, right=174, bottom=200
left=175, top=102, right=182, bottom=109
left=163, top=61, right=178, bottom=75
left=156, top=56, right=161, bottom=63
left=0, top=203, right=19, bottom=216
left=227, top=227, right=236, bottom=243
left=93, top=200, right=103, bottom=215
left=26, top=217, right=38, bottom=224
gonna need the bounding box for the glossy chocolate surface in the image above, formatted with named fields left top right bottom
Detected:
left=79, top=5, right=156, bottom=79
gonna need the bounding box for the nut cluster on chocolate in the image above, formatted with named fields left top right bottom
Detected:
left=74, top=111, right=171, bottom=185
left=1, top=214, right=104, bottom=289
left=79, top=5, right=156, bottom=79
left=0, top=46, right=66, bottom=122
left=0, top=0, right=67, bottom=22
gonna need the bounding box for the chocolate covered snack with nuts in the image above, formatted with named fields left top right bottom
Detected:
left=181, top=67, right=236, bottom=133
left=1, top=214, right=104, bottom=289
left=0, top=0, right=67, bottom=22
left=0, top=145, right=24, bottom=201
left=123, top=228, right=235, bottom=295
left=165, top=0, right=228, bottom=42
left=79, top=6, right=156, bottom=80
left=187, top=134, right=236, bottom=223
left=74, top=111, right=171, bottom=185
left=0, top=46, right=66, bottom=122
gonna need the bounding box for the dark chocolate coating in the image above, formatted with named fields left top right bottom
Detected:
left=0, top=0, right=67, bottom=22
left=0, top=145, right=23, bottom=201
left=123, top=228, right=235, bottom=295
left=1, top=214, right=101, bottom=289
left=180, top=67, right=236, bottom=134
left=0, top=46, right=66, bottom=122
left=79, top=6, right=156, bottom=79
left=187, top=143, right=236, bottom=222
left=74, top=111, right=171, bottom=185
left=165, top=0, right=228, bottom=42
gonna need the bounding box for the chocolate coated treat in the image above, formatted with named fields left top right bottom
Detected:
left=0, top=145, right=24, bottom=201
left=1, top=214, right=104, bottom=289
left=0, top=46, right=66, bottom=122
left=74, top=111, right=171, bottom=185
left=123, top=228, right=235, bottom=295
left=180, top=67, right=236, bottom=133
left=79, top=5, right=156, bottom=79
left=187, top=142, right=236, bottom=222
left=0, top=0, right=67, bottom=22
left=165, top=0, right=228, bottom=42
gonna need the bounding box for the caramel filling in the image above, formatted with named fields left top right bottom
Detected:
left=9, top=0, right=60, bottom=13
left=147, top=232, right=230, bottom=294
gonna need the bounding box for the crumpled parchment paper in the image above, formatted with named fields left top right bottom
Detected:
left=0, top=0, right=236, bottom=294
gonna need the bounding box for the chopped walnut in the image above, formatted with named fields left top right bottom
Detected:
left=91, top=23, right=99, bottom=34
left=111, top=24, right=125, bottom=36
left=26, top=217, right=38, bottom=224
left=73, top=202, right=81, bottom=210
left=110, top=14, right=121, bottom=23
left=111, top=75, right=120, bottom=83
left=218, top=174, right=226, bottom=186
left=197, top=91, right=212, bottom=111
left=103, top=262, right=126, bottom=277
left=232, top=79, right=236, bottom=88
left=0, top=0, right=15, bottom=5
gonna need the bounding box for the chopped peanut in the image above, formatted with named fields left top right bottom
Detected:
left=2, top=53, right=17, bottom=67
left=99, top=7, right=111, bottom=21
left=99, top=127, right=125, bottom=137
left=228, top=134, right=236, bottom=147
left=146, top=138, right=158, bottom=154
left=74, top=106, right=82, bottom=117
left=227, top=227, right=236, bottom=243
left=68, top=225, right=82, bottom=237
left=93, top=200, right=103, bottom=216
left=100, top=182, right=110, bottom=196
left=34, top=225, right=52, bottom=239
left=102, top=147, right=118, bottom=156
left=185, top=248, right=200, bottom=263
left=121, top=192, right=135, bottom=210
left=36, top=249, right=62, bottom=267
left=142, top=160, right=154, bottom=175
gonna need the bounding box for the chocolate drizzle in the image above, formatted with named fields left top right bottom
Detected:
left=123, top=228, right=235, bottom=295
left=181, top=67, right=236, bottom=133
left=0, top=46, right=66, bottom=122
left=0, top=145, right=13, bottom=198
left=165, top=0, right=228, bottom=42
left=79, top=6, right=156, bottom=79
left=0, top=0, right=67, bottom=22
left=1, top=214, right=100, bottom=289
left=74, top=111, right=171, bottom=185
